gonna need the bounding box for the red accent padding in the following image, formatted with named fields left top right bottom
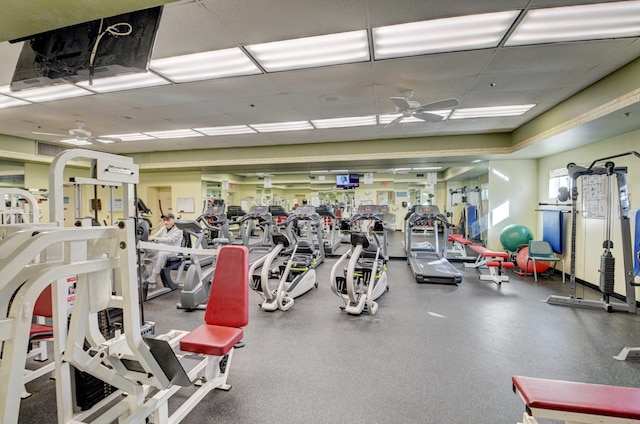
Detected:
left=513, top=375, right=640, bottom=420
left=180, top=245, right=249, bottom=356
left=469, top=245, right=508, bottom=258
left=448, top=233, right=473, bottom=245
left=501, top=262, right=515, bottom=269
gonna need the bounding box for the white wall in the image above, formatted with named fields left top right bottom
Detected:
left=487, top=159, right=538, bottom=251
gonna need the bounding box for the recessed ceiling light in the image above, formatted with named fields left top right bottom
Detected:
left=249, top=121, right=314, bottom=132
left=506, top=1, right=640, bottom=46
left=194, top=125, right=257, bottom=136
left=311, top=115, right=377, bottom=129
left=3, top=84, right=92, bottom=103
left=60, top=138, right=93, bottom=146
left=105, top=133, right=156, bottom=141
left=449, top=104, right=535, bottom=119
left=150, top=48, right=261, bottom=83
left=0, top=92, right=30, bottom=109
left=372, top=11, right=520, bottom=59
left=143, top=129, right=204, bottom=139
left=245, top=30, right=370, bottom=72
left=76, top=72, right=170, bottom=93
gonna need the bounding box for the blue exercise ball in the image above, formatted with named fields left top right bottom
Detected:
left=500, top=224, right=533, bottom=252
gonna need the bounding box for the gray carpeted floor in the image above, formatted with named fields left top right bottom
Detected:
left=18, top=235, right=640, bottom=423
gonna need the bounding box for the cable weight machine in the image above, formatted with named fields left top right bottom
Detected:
left=546, top=152, right=639, bottom=313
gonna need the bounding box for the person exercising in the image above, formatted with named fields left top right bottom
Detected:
left=145, top=213, right=183, bottom=288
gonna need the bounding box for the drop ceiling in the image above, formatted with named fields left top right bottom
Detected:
left=0, top=0, right=639, bottom=179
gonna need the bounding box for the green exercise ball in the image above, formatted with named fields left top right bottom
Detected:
left=500, top=224, right=533, bottom=252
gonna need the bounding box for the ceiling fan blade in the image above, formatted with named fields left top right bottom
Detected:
left=417, top=98, right=459, bottom=112
left=384, top=115, right=404, bottom=129
left=390, top=97, right=411, bottom=110
left=32, top=131, right=67, bottom=137
left=414, top=112, right=444, bottom=122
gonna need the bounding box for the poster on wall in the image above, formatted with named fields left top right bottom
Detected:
left=582, top=174, right=606, bottom=218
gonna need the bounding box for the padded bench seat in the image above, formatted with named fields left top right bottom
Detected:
left=180, top=325, right=243, bottom=357
left=512, top=375, right=640, bottom=423
left=469, top=244, right=508, bottom=258
left=448, top=233, right=473, bottom=245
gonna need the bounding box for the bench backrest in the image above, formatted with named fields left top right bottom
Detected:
left=204, top=245, right=249, bottom=328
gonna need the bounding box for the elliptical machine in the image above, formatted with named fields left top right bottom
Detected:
left=176, top=207, right=230, bottom=310
left=330, top=205, right=389, bottom=315
left=249, top=232, right=317, bottom=311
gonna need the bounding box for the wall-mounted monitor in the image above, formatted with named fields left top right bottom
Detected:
left=336, top=174, right=359, bottom=189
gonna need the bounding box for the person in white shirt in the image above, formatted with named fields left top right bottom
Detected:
left=145, top=213, right=183, bottom=287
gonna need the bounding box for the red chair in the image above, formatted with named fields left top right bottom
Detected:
left=180, top=245, right=249, bottom=389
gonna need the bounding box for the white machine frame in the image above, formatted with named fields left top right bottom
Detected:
left=0, top=188, right=41, bottom=224
left=0, top=150, right=240, bottom=423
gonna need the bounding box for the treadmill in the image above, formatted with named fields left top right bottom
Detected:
left=406, top=205, right=462, bottom=285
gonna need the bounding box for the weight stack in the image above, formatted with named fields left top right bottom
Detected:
left=599, top=252, right=615, bottom=294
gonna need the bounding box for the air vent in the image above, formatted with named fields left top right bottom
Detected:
left=37, top=141, right=65, bottom=157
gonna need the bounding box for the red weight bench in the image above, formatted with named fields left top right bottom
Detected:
left=179, top=245, right=249, bottom=391
left=464, top=244, right=514, bottom=284
left=447, top=233, right=477, bottom=261
left=512, top=375, right=640, bottom=423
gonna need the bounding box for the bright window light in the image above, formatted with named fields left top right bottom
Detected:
left=76, top=72, right=170, bottom=93
left=449, top=104, right=535, bottom=119
left=245, top=30, right=370, bottom=72
left=311, top=115, right=377, bottom=129
left=250, top=121, right=314, bottom=132
left=372, top=11, right=520, bottom=59
left=506, top=1, right=640, bottom=46
left=143, top=129, right=204, bottom=139
left=492, top=168, right=510, bottom=182
left=194, top=125, right=257, bottom=136
left=60, top=138, right=93, bottom=146
left=150, top=48, right=261, bottom=83
left=5, top=84, right=92, bottom=103
left=492, top=201, right=510, bottom=226
left=104, top=133, right=156, bottom=141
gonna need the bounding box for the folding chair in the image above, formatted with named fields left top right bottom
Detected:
left=527, top=240, right=564, bottom=283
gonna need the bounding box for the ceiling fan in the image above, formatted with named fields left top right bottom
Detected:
left=33, top=120, right=121, bottom=144
left=385, top=89, right=458, bottom=128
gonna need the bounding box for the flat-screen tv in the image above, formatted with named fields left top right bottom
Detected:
left=10, top=6, right=163, bottom=91
left=336, top=174, right=359, bottom=189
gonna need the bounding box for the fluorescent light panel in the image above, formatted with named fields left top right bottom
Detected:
left=76, top=72, right=170, bottom=93
left=194, top=125, right=256, bottom=136
left=5, top=84, right=92, bottom=102
left=449, top=104, right=535, bottom=119
left=373, top=11, right=520, bottom=59
left=60, top=138, right=92, bottom=146
left=245, top=30, right=369, bottom=72
left=250, top=121, right=314, bottom=132
left=104, top=133, right=156, bottom=142
left=311, top=115, right=377, bottom=129
left=143, top=129, right=204, bottom=139
left=413, top=166, right=442, bottom=170
left=150, top=48, right=261, bottom=83
left=506, top=1, right=640, bottom=46
left=0, top=93, right=30, bottom=109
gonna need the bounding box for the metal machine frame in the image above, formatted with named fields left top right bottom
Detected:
left=546, top=154, right=637, bottom=314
